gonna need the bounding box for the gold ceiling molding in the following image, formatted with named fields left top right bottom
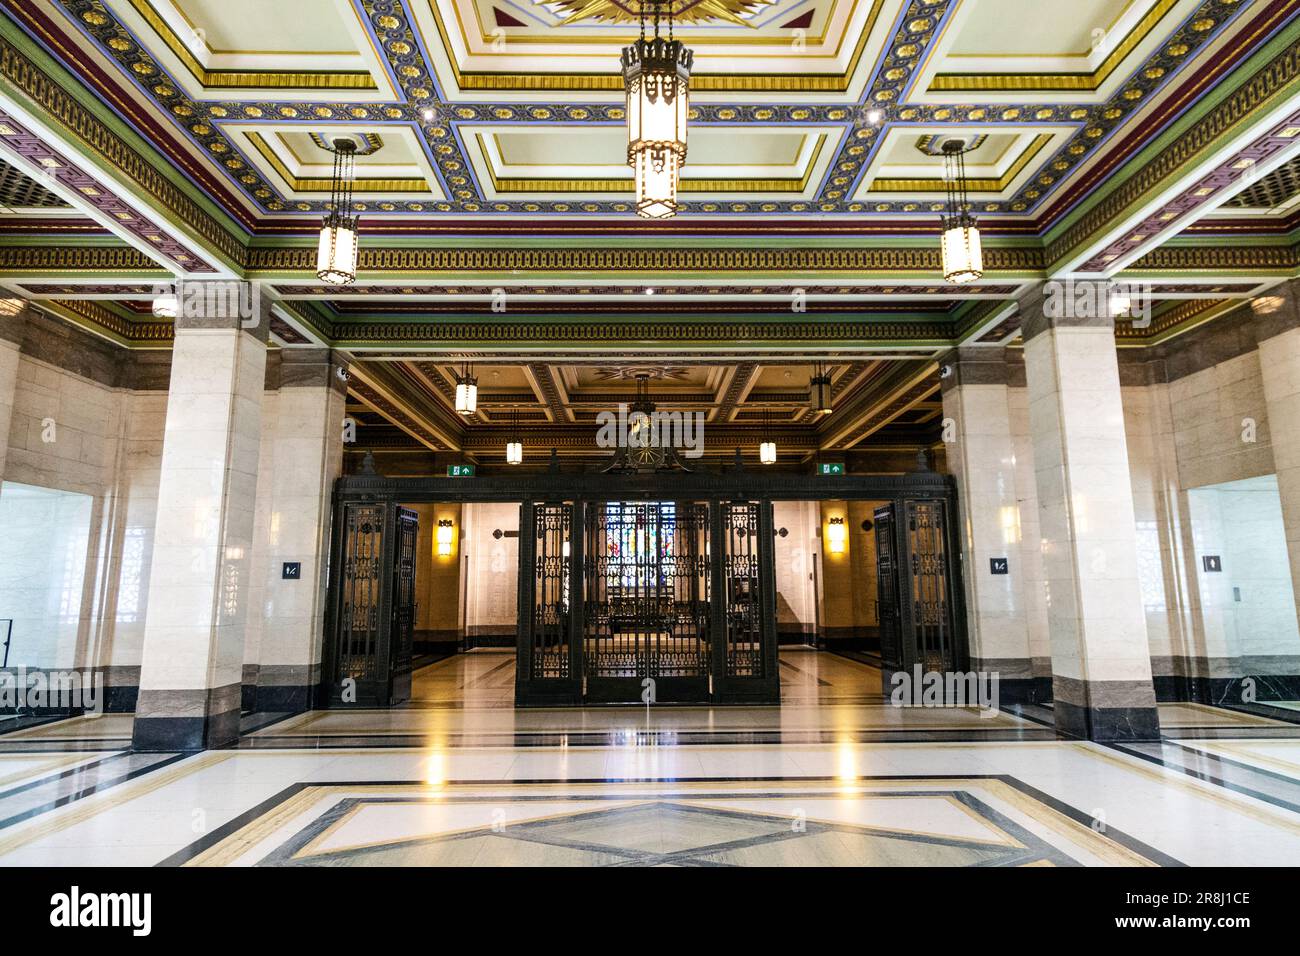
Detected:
left=869, top=134, right=1052, bottom=193
left=243, top=244, right=1047, bottom=274
left=476, top=133, right=826, bottom=194
left=123, top=0, right=377, bottom=91
left=543, top=0, right=772, bottom=27
left=0, top=37, right=245, bottom=266
left=930, top=0, right=1180, bottom=93
left=1046, top=34, right=1300, bottom=271
left=0, top=243, right=168, bottom=274
left=436, top=0, right=885, bottom=93
left=46, top=297, right=172, bottom=342
left=246, top=132, right=427, bottom=193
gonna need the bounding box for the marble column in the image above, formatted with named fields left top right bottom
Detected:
left=251, top=348, right=348, bottom=710
left=1256, top=279, right=1300, bottom=692
left=1020, top=285, right=1159, bottom=741
left=1005, top=353, right=1054, bottom=699
left=132, top=287, right=267, bottom=751
left=0, top=306, right=28, bottom=485
left=940, top=347, right=1036, bottom=701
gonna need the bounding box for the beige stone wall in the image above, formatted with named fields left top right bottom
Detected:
left=462, top=501, right=520, bottom=638
left=406, top=501, right=464, bottom=641
left=1, top=350, right=165, bottom=685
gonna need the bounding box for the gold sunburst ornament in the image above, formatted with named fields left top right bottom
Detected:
left=622, top=0, right=694, bottom=218
left=549, top=0, right=767, bottom=26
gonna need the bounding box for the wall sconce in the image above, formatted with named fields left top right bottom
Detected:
left=436, top=518, right=454, bottom=557
left=827, top=516, right=847, bottom=555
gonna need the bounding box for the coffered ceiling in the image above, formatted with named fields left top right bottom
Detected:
left=0, top=0, right=1295, bottom=355
left=342, top=356, right=945, bottom=466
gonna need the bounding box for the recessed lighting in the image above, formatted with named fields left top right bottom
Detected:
left=645, top=287, right=656, bottom=296
left=865, top=109, right=883, bottom=125
left=422, top=108, right=435, bottom=122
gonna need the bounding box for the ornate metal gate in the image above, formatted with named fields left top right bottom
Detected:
left=905, top=499, right=956, bottom=672
left=874, top=505, right=902, bottom=670
left=329, top=468, right=966, bottom=710
left=582, top=501, right=711, bottom=702
left=325, top=502, right=418, bottom=706
left=873, top=499, right=961, bottom=679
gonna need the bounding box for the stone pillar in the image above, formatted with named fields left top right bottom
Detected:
left=1020, top=285, right=1159, bottom=741
left=1005, top=353, right=1053, bottom=699
left=132, top=287, right=267, bottom=751
left=251, top=348, right=348, bottom=710
left=940, top=347, right=1036, bottom=700
left=1256, top=279, right=1300, bottom=689
left=0, top=306, right=28, bottom=484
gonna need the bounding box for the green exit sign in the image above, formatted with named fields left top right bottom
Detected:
left=817, top=462, right=845, bottom=476
left=447, top=464, right=476, bottom=478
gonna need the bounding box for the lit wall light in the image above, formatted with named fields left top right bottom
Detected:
left=827, top=516, right=847, bottom=555
left=436, top=518, right=454, bottom=557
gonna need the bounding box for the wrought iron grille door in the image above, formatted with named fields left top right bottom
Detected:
left=711, top=501, right=779, bottom=701
left=874, top=505, right=903, bottom=670
left=531, top=503, right=573, bottom=683
left=388, top=506, right=418, bottom=704
left=333, top=502, right=385, bottom=695
left=905, top=499, right=955, bottom=672
left=326, top=502, right=418, bottom=706
left=582, top=501, right=711, bottom=703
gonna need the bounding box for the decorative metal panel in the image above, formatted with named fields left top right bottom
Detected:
left=906, top=499, right=953, bottom=672
left=532, top=503, right=572, bottom=680
left=874, top=505, right=902, bottom=669
left=336, top=503, right=385, bottom=684
left=583, top=502, right=711, bottom=682
left=721, top=501, right=763, bottom=678
left=391, top=507, right=418, bottom=678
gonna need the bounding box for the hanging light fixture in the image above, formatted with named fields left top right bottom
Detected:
left=940, top=140, right=983, bottom=284
left=454, top=361, right=478, bottom=416
left=622, top=0, right=692, bottom=219
left=506, top=407, right=523, bottom=465
left=317, top=138, right=359, bottom=285
left=810, top=362, right=833, bottom=417
left=759, top=407, right=777, bottom=465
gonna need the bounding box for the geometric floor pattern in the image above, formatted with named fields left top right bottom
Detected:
left=2, top=650, right=1300, bottom=867
left=176, top=777, right=1164, bottom=868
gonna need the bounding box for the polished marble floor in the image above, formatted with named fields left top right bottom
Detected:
left=2, top=649, right=1299, bottom=866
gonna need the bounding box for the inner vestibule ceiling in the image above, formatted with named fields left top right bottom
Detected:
left=0, top=1, right=1297, bottom=458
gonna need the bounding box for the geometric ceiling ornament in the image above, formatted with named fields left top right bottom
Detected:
left=542, top=0, right=772, bottom=26
left=309, top=133, right=384, bottom=157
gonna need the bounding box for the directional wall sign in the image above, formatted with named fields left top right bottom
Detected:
left=816, top=462, right=845, bottom=476
left=1202, top=555, right=1223, bottom=573
left=447, top=464, right=476, bottom=478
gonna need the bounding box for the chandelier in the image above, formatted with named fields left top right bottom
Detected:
left=454, top=361, right=478, bottom=416
left=506, top=407, right=523, bottom=465
left=317, top=138, right=359, bottom=285
left=622, top=0, right=693, bottom=219
left=940, top=140, right=983, bottom=284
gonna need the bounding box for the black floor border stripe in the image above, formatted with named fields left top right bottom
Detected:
left=0, top=751, right=190, bottom=834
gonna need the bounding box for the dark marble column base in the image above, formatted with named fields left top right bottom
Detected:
left=1052, top=676, right=1160, bottom=742
left=132, top=684, right=242, bottom=751
left=1053, top=700, right=1161, bottom=742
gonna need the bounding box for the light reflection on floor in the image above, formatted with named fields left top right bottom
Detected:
left=2, top=649, right=1299, bottom=866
